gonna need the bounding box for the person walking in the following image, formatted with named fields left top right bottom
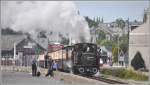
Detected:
left=45, top=57, right=54, bottom=77
left=32, top=58, right=37, bottom=76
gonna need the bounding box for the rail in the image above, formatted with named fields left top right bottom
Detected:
left=79, top=74, right=128, bottom=84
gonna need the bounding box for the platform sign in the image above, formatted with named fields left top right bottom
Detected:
left=24, top=42, right=35, bottom=48
left=24, top=45, right=32, bottom=48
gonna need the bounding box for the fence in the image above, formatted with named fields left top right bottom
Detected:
left=1, top=55, right=39, bottom=71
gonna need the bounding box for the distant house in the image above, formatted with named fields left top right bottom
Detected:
left=1, top=34, right=46, bottom=66
left=97, top=23, right=123, bottom=41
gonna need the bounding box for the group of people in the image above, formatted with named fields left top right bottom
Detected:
left=31, top=56, right=58, bottom=77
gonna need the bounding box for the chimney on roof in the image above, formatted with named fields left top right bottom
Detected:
left=77, top=10, right=80, bottom=15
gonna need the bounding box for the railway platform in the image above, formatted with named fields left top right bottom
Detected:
left=1, top=66, right=149, bottom=85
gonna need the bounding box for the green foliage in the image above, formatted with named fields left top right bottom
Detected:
left=60, top=37, right=69, bottom=45
left=2, top=27, right=23, bottom=35
left=111, top=35, right=128, bottom=63
left=115, top=18, right=125, bottom=29
left=112, top=47, right=118, bottom=63
left=37, top=31, right=47, bottom=38
left=96, top=31, right=106, bottom=45
left=97, top=39, right=119, bottom=63
left=119, top=35, right=128, bottom=53
left=97, top=31, right=106, bottom=40
left=100, top=39, right=114, bottom=47
left=96, top=39, right=101, bottom=45
left=131, top=52, right=146, bottom=70
left=101, top=69, right=112, bottom=75
left=85, top=16, right=99, bottom=28
left=101, top=69, right=148, bottom=81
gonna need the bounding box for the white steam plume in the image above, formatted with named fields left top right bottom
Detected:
left=1, top=1, right=90, bottom=43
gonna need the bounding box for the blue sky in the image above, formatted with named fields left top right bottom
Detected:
left=75, top=1, right=149, bottom=22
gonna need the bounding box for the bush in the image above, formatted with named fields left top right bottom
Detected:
left=115, top=69, right=126, bottom=78
left=100, top=68, right=148, bottom=81
left=101, top=69, right=112, bottom=75
left=131, top=52, right=146, bottom=70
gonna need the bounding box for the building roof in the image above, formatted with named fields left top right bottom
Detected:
left=130, top=15, right=149, bottom=35
left=35, top=38, right=48, bottom=50
left=130, top=22, right=149, bottom=35
left=2, top=34, right=47, bottom=52
left=97, top=23, right=123, bottom=36
left=129, top=12, right=149, bottom=46
left=2, top=35, right=26, bottom=51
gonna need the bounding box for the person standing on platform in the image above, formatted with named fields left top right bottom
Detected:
left=44, top=54, right=49, bottom=68
left=53, top=60, right=58, bottom=71
left=32, top=58, right=37, bottom=76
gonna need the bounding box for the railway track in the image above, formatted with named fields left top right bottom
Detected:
left=55, top=70, right=128, bottom=84
left=79, top=75, right=128, bottom=84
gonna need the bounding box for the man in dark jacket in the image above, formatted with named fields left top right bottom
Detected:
left=32, top=58, right=37, bottom=76
left=45, top=57, right=54, bottom=77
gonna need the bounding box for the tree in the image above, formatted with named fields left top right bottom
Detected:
left=112, top=46, right=119, bottom=63
left=60, top=37, right=69, bottom=45
left=85, top=16, right=99, bottom=28
left=131, top=52, right=146, bottom=70
left=115, top=18, right=125, bottom=29
left=100, top=40, right=114, bottom=47
left=2, top=27, right=23, bottom=35
left=119, top=35, right=128, bottom=53
left=37, top=31, right=47, bottom=38
left=97, top=31, right=106, bottom=40
left=101, top=17, right=104, bottom=23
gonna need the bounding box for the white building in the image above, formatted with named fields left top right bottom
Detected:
left=129, top=11, right=149, bottom=69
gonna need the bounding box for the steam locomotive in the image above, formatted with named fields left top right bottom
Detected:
left=46, top=43, right=100, bottom=75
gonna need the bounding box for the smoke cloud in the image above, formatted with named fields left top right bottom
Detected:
left=1, top=1, right=91, bottom=43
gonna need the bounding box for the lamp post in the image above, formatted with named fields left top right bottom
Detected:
left=13, top=43, right=16, bottom=71
left=0, top=29, right=1, bottom=85
left=117, top=34, right=119, bottom=66
left=148, top=7, right=150, bottom=85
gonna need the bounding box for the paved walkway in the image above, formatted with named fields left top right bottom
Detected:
left=2, top=70, right=149, bottom=85
left=2, top=71, right=67, bottom=85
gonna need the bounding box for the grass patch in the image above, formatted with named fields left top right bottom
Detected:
left=100, top=68, right=148, bottom=81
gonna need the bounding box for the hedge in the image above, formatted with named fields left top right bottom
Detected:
left=100, top=68, right=148, bottom=81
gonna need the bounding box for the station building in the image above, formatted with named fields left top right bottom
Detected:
left=1, top=34, right=46, bottom=66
